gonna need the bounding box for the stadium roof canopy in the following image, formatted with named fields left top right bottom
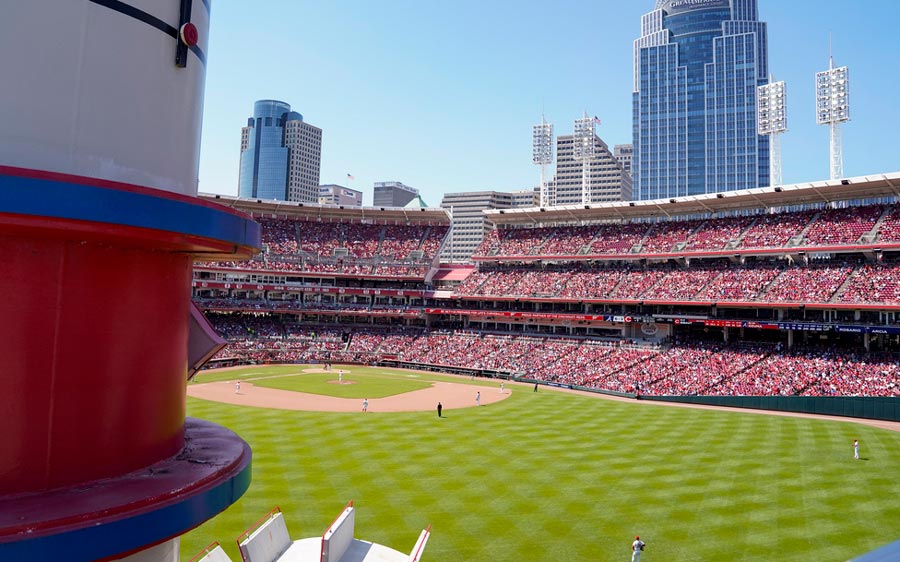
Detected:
left=200, top=194, right=450, bottom=224
left=485, top=172, right=900, bottom=226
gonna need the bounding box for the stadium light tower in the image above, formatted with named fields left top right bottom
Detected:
left=757, top=78, right=788, bottom=187
left=573, top=112, right=598, bottom=206
left=532, top=115, right=554, bottom=207
left=816, top=46, right=850, bottom=180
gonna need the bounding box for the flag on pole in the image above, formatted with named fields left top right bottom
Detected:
left=346, top=173, right=355, bottom=180
left=593, top=116, right=601, bottom=125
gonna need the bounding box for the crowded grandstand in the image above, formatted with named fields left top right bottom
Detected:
left=195, top=174, right=900, bottom=398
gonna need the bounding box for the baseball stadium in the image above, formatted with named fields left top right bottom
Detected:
left=2, top=1, right=899, bottom=562
left=182, top=183, right=900, bottom=561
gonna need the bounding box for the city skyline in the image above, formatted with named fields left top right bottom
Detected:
left=199, top=0, right=900, bottom=207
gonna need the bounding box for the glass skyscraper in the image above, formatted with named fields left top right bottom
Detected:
left=633, top=0, right=769, bottom=200
left=238, top=100, right=322, bottom=202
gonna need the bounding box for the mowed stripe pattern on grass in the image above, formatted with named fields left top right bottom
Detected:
left=181, top=368, right=900, bottom=562
left=250, top=371, right=432, bottom=398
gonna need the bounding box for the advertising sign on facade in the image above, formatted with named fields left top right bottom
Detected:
left=659, top=0, right=730, bottom=15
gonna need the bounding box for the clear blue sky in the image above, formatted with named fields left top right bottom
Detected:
left=198, top=0, right=900, bottom=206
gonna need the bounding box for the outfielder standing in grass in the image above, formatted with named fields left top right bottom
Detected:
left=631, top=536, right=645, bottom=562
left=853, top=439, right=859, bottom=459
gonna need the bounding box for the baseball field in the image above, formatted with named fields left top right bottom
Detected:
left=181, top=365, right=900, bottom=561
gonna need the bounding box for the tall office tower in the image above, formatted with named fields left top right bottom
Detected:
left=440, top=191, right=527, bottom=262
left=554, top=135, right=633, bottom=205
left=633, top=0, right=769, bottom=200
left=238, top=100, right=322, bottom=202
left=613, top=144, right=634, bottom=177
left=373, top=181, right=419, bottom=207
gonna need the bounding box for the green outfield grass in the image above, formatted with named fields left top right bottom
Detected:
left=182, top=365, right=900, bottom=562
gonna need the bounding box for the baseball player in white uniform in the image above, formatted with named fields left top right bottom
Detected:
left=632, top=536, right=645, bottom=562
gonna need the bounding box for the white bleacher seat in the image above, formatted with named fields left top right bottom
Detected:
left=188, top=543, right=234, bottom=562
left=234, top=505, right=429, bottom=562
left=239, top=511, right=291, bottom=562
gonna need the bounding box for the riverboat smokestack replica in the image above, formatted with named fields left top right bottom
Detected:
left=0, top=1, right=260, bottom=560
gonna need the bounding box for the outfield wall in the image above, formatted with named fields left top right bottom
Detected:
left=391, top=361, right=900, bottom=422
left=641, top=395, right=900, bottom=423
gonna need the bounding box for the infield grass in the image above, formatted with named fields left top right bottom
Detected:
left=192, top=365, right=494, bottom=399
left=181, top=365, right=900, bottom=562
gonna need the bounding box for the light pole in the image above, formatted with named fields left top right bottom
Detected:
left=816, top=49, right=850, bottom=180
left=573, top=112, right=597, bottom=206
left=757, top=79, right=787, bottom=187
left=532, top=115, right=554, bottom=207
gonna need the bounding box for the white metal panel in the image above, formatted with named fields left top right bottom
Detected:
left=239, top=512, right=292, bottom=562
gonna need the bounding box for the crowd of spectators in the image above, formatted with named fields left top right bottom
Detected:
left=694, top=264, right=783, bottom=302
left=557, top=268, right=628, bottom=300
left=738, top=210, right=817, bottom=249
left=639, top=220, right=704, bottom=254
left=452, top=260, right=900, bottom=305
left=199, top=217, right=447, bottom=279
left=258, top=218, right=299, bottom=255
left=589, top=223, right=649, bottom=254
left=686, top=215, right=756, bottom=251
left=710, top=346, right=899, bottom=396
left=645, top=266, right=724, bottom=301
left=203, top=316, right=899, bottom=397
left=839, top=262, right=900, bottom=305
left=475, top=228, right=552, bottom=257
left=473, top=203, right=898, bottom=259
left=196, top=298, right=424, bottom=316
left=540, top=225, right=597, bottom=255
left=803, top=205, right=883, bottom=246
left=762, top=262, right=854, bottom=303
left=876, top=207, right=900, bottom=243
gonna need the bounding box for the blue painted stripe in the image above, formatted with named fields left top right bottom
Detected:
left=0, top=418, right=251, bottom=562
left=0, top=455, right=251, bottom=562
left=0, top=174, right=260, bottom=251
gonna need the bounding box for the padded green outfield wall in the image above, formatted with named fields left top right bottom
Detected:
left=381, top=361, right=900, bottom=422
left=641, top=395, right=900, bottom=422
